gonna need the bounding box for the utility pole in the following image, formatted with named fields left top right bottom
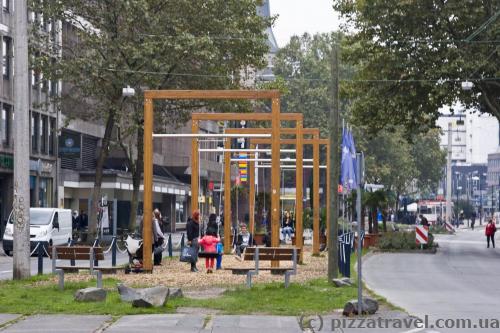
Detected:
left=13, top=0, right=31, bottom=279
left=328, top=38, right=340, bottom=281
left=445, top=122, right=452, bottom=227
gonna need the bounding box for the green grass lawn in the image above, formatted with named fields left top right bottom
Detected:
left=0, top=275, right=176, bottom=316
left=0, top=252, right=365, bottom=316
left=171, top=278, right=359, bottom=315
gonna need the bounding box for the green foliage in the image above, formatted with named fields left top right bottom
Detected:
left=273, top=32, right=354, bottom=139
left=275, top=32, right=446, bottom=197
left=30, top=0, right=273, bottom=231
left=411, top=129, right=447, bottom=193
left=429, top=224, right=450, bottom=235
left=334, top=0, right=500, bottom=134
left=303, top=207, right=313, bottom=229
left=378, top=231, right=435, bottom=250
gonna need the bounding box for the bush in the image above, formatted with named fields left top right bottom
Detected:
left=378, top=231, right=434, bottom=250
left=430, top=224, right=448, bottom=234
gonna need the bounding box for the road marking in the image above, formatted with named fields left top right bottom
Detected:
left=0, top=270, right=12, bottom=273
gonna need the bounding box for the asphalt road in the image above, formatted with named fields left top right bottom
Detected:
left=363, top=224, right=500, bottom=333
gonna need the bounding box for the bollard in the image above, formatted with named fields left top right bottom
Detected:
left=89, top=247, right=95, bottom=275
left=93, top=238, right=99, bottom=267
left=52, top=246, right=57, bottom=274
left=111, top=236, right=117, bottom=267
left=168, top=234, right=173, bottom=257
left=68, top=239, right=75, bottom=267
left=37, top=242, right=44, bottom=275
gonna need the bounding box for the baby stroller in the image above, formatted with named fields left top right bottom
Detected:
left=124, top=233, right=144, bottom=273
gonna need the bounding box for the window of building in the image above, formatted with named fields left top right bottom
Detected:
left=31, top=112, right=39, bottom=153
left=41, top=115, right=48, bottom=154
left=1, top=104, right=11, bottom=147
left=48, top=117, right=55, bottom=155
left=2, top=0, right=8, bottom=12
left=31, top=70, right=36, bottom=87
left=39, top=177, right=53, bottom=207
left=2, top=37, right=10, bottom=79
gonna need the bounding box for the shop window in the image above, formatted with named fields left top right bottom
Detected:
left=39, top=177, right=52, bottom=207
left=30, top=175, right=36, bottom=207
left=2, top=0, right=8, bottom=13
left=31, top=112, right=39, bottom=153
left=41, top=115, right=48, bottom=154
left=48, top=117, right=55, bottom=155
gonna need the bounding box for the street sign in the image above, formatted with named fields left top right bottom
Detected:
left=416, top=225, right=429, bottom=245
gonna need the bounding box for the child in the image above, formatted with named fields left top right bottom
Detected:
left=216, top=241, right=223, bottom=270
left=198, top=233, right=220, bottom=273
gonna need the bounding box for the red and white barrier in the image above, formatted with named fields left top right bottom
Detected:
left=444, top=221, right=455, bottom=233
left=416, top=225, right=429, bottom=245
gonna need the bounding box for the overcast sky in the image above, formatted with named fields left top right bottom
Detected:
left=269, top=0, right=341, bottom=47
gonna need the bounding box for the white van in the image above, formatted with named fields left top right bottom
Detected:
left=2, top=208, right=72, bottom=256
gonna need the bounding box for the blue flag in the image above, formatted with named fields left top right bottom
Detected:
left=341, top=128, right=356, bottom=191
left=348, top=129, right=358, bottom=189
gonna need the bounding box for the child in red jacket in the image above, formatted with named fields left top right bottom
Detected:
left=198, top=234, right=220, bottom=273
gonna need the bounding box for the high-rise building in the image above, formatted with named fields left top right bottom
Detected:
left=437, top=107, right=499, bottom=165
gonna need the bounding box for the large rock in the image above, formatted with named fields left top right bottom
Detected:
left=169, top=288, right=183, bottom=298
left=343, top=297, right=379, bottom=316
left=333, top=278, right=354, bottom=287
left=117, top=284, right=172, bottom=306
left=74, top=287, right=107, bottom=302
left=132, top=286, right=170, bottom=308
left=117, top=284, right=139, bottom=302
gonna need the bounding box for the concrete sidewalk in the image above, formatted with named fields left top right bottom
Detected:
left=0, top=314, right=304, bottom=333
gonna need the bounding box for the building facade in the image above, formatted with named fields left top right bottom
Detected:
left=437, top=108, right=499, bottom=165
left=0, top=1, right=59, bottom=233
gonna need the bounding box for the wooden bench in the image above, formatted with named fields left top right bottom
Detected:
left=225, top=247, right=301, bottom=288
left=48, top=246, right=119, bottom=290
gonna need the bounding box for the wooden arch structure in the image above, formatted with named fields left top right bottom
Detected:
left=143, top=89, right=296, bottom=271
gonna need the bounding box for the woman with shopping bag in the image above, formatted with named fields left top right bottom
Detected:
left=185, top=210, right=200, bottom=272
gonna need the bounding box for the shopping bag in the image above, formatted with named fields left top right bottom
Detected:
left=180, top=246, right=197, bottom=263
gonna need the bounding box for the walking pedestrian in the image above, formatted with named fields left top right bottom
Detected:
left=471, top=211, right=477, bottom=230
left=187, top=210, right=200, bottom=272
left=486, top=219, right=496, bottom=248
left=152, top=209, right=165, bottom=266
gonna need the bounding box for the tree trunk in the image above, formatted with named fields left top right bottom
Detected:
left=395, top=191, right=400, bottom=222
left=90, top=110, right=116, bottom=239
left=129, top=125, right=144, bottom=233
left=382, top=210, right=387, bottom=232
left=372, top=209, right=379, bottom=234
left=361, top=204, right=366, bottom=231
left=368, top=209, right=373, bottom=234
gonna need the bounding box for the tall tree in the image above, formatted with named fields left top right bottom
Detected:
left=411, top=129, right=447, bottom=194
left=334, top=0, right=500, bottom=135
left=273, top=32, right=354, bottom=138
left=30, top=0, right=271, bottom=235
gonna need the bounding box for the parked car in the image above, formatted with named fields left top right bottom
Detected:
left=2, top=208, right=72, bottom=256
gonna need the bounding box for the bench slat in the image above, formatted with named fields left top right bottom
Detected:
left=48, top=246, right=105, bottom=261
